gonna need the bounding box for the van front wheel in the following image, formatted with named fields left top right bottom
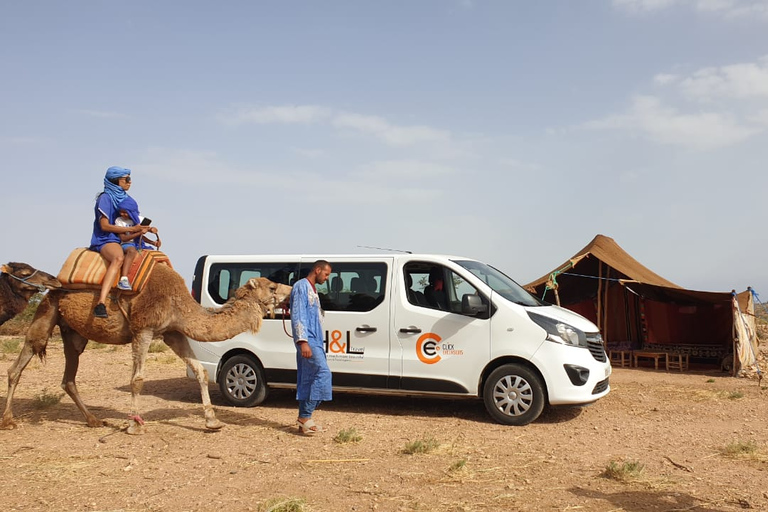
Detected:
left=218, top=354, right=268, bottom=407
left=483, top=364, right=545, bottom=426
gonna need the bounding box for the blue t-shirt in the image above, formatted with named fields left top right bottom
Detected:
left=89, top=193, right=121, bottom=250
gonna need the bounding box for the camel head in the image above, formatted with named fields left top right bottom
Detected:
left=1, top=262, right=62, bottom=300
left=232, top=277, right=292, bottom=318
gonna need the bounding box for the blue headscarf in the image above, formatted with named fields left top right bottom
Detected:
left=117, top=195, right=141, bottom=226
left=103, top=166, right=131, bottom=211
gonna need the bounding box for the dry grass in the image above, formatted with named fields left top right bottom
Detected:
left=403, top=437, right=440, bottom=455
left=601, top=460, right=645, bottom=482
left=1, top=337, right=22, bottom=354
left=32, top=389, right=64, bottom=409
left=259, top=497, right=309, bottom=512
left=333, top=427, right=362, bottom=444
left=721, top=440, right=762, bottom=460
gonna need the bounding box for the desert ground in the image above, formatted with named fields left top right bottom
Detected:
left=1, top=335, right=767, bottom=512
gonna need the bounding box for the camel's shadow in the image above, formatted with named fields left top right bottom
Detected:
left=119, top=376, right=493, bottom=424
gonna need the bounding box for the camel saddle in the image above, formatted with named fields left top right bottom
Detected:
left=57, top=248, right=173, bottom=293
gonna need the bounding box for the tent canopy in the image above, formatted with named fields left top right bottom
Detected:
left=523, top=234, right=759, bottom=373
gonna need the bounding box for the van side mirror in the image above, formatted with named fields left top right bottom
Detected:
left=461, top=294, right=488, bottom=316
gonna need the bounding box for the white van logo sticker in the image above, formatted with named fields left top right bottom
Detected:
left=324, top=330, right=365, bottom=362
left=417, top=333, right=464, bottom=364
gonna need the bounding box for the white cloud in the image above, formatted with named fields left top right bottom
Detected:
left=678, top=58, right=768, bottom=101
left=498, top=158, right=541, bottom=171
left=0, top=136, right=43, bottom=146
left=749, top=108, right=768, bottom=125
left=614, top=0, right=768, bottom=18
left=219, top=104, right=453, bottom=148
left=613, top=0, right=680, bottom=12
left=136, top=147, right=300, bottom=188
left=653, top=73, right=679, bottom=85
left=222, top=105, right=332, bottom=125
left=584, top=95, right=759, bottom=149
left=291, top=147, right=327, bottom=159
left=332, top=112, right=451, bottom=147
left=353, top=159, right=457, bottom=181
left=71, top=109, right=129, bottom=119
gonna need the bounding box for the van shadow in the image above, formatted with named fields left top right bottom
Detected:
left=117, top=377, right=591, bottom=426
left=570, top=486, right=723, bottom=512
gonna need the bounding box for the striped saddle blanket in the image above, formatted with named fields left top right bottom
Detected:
left=57, top=248, right=172, bottom=293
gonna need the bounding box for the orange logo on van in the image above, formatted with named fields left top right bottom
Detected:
left=417, top=332, right=442, bottom=364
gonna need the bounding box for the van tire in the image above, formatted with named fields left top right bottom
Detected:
left=218, top=354, right=268, bottom=407
left=483, top=364, right=545, bottom=426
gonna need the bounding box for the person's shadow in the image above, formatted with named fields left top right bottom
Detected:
left=570, top=486, right=727, bottom=511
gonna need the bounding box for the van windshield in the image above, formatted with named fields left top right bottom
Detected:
left=454, top=260, right=543, bottom=307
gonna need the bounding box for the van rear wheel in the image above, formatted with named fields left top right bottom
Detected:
left=483, top=364, right=545, bottom=426
left=218, top=354, right=268, bottom=407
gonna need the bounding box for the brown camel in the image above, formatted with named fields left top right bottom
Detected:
left=0, top=263, right=62, bottom=326
left=1, top=263, right=291, bottom=434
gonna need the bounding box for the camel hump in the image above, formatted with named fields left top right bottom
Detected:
left=57, top=248, right=173, bottom=293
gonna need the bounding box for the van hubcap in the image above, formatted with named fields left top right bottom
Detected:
left=493, top=375, right=532, bottom=416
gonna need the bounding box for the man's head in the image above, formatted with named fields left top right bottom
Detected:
left=310, top=260, right=332, bottom=285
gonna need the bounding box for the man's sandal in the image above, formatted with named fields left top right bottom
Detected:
left=297, top=419, right=322, bottom=435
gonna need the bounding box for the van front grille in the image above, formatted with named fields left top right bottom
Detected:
left=592, top=378, right=609, bottom=394
left=586, top=333, right=606, bottom=362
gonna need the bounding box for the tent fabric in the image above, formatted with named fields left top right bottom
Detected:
left=524, top=234, right=760, bottom=376
left=526, top=234, right=679, bottom=290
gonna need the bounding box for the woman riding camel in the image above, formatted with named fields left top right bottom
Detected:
left=88, top=166, right=150, bottom=318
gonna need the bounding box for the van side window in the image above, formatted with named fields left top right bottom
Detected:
left=404, top=263, right=490, bottom=318
left=207, top=263, right=296, bottom=305
left=312, top=262, right=387, bottom=312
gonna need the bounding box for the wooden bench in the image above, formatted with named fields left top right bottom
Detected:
left=666, top=353, right=689, bottom=371
left=608, top=349, right=632, bottom=368
left=633, top=351, right=667, bottom=370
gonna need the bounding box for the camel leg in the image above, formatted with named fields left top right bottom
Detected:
left=1, top=294, right=60, bottom=429
left=60, top=325, right=104, bottom=427
left=126, top=330, right=153, bottom=435
left=163, top=331, right=223, bottom=430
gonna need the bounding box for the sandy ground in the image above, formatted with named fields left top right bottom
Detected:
left=1, top=338, right=767, bottom=512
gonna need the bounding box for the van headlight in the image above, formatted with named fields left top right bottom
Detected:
left=527, top=312, right=588, bottom=348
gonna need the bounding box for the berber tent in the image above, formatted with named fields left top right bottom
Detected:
left=523, top=234, right=760, bottom=375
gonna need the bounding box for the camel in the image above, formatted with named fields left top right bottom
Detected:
left=1, top=262, right=291, bottom=434
left=0, top=262, right=62, bottom=326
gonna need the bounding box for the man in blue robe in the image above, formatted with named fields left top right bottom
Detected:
left=290, top=260, right=333, bottom=435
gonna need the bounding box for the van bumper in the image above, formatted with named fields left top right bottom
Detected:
left=532, top=341, right=612, bottom=405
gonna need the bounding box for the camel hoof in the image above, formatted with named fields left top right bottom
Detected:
left=0, top=419, right=18, bottom=430
left=205, top=418, right=225, bottom=430
left=126, top=421, right=145, bottom=435
left=86, top=418, right=106, bottom=428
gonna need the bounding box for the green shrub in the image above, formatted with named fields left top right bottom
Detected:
left=259, top=497, right=309, bottom=512
left=148, top=341, right=168, bottom=353
left=722, top=440, right=758, bottom=458
left=33, top=389, right=64, bottom=409
left=334, top=428, right=362, bottom=444
left=1, top=338, right=21, bottom=354
left=601, top=460, right=645, bottom=482
left=403, top=437, right=440, bottom=455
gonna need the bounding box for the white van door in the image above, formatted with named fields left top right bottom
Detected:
left=393, top=261, right=492, bottom=395
left=306, top=257, right=394, bottom=388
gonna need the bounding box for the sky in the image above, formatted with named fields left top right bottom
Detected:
left=2, top=0, right=767, bottom=299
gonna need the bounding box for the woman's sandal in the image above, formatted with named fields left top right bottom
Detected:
left=297, top=418, right=322, bottom=435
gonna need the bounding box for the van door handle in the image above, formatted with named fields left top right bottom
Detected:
left=399, top=327, right=422, bottom=334
left=356, top=326, right=377, bottom=333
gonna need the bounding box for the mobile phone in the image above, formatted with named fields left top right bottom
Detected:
left=140, top=217, right=152, bottom=226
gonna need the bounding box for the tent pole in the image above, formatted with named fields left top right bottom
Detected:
left=603, top=267, right=610, bottom=342
left=597, top=261, right=603, bottom=333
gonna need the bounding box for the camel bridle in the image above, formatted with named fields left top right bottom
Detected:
left=3, top=269, right=47, bottom=293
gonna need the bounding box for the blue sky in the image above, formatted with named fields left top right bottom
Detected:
left=2, top=0, right=767, bottom=297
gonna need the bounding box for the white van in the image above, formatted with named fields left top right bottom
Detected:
left=187, top=254, right=611, bottom=425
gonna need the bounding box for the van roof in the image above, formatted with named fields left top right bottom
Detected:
left=201, top=253, right=482, bottom=262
